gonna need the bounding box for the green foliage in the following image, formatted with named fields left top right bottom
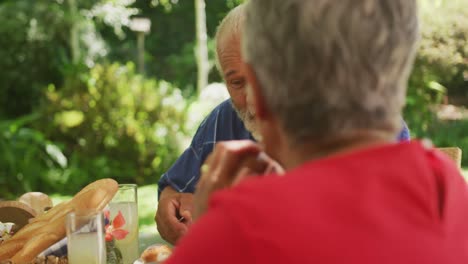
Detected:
left=405, top=0, right=468, bottom=136
left=405, top=66, right=446, bottom=134
left=425, top=119, right=468, bottom=167
left=2, top=0, right=465, bottom=197
left=34, top=62, right=188, bottom=193
left=418, top=0, right=468, bottom=97
left=0, top=0, right=137, bottom=119
left=0, top=115, right=66, bottom=199
left=0, top=0, right=244, bottom=119
left=104, top=1, right=245, bottom=96
left=406, top=1, right=468, bottom=169
left=0, top=1, right=65, bottom=118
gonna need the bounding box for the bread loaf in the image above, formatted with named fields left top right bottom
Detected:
left=18, top=193, right=52, bottom=216
left=141, top=244, right=172, bottom=263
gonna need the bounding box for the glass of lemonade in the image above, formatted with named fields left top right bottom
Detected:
left=109, top=184, right=139, bottom=264
left=66, top=210, right=106, bottom=264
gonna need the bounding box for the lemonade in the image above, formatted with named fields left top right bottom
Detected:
left=109, top=201, right=139, bottom=264
left=68, top=232, right=106, bottom=264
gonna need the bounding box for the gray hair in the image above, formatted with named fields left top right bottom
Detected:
left=243, top=0, right=419, bottom=145
left=214, top=4, right=245, bottom=77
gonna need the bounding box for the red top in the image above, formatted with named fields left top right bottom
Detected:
left=165, top=141, right=468, bottom=263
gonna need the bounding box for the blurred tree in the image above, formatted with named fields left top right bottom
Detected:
left=0, top=1, right=64, bottom=118
left=195, top=0, right=209, bottom=93
left=106, top=0, right=245, bottom=96
left=0, top=114, right=66, bottom=198
left=417, top=0, right=468, bottom=99
left=405, top=0, right=468, bottom=135
left=35, top=62, right=188, bottom=192
left=0, top=0, right=137, bottom=118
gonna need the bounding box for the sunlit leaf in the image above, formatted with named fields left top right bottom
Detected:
left=54, top=110, right=85, bottom=128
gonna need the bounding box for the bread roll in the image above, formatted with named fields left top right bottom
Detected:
left=18, top=193, right=53, bottom=216
left=0, top=201, right=36, bottom=232
left=141, top=244, right=172, bottom=263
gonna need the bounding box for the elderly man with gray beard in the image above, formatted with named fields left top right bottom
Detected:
left=164, top=0, right=468, bottom=263
left=155, top=3, right=412, bottom=246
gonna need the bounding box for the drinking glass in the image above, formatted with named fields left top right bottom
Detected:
left=109, top=184, right=139, bottom=264
left=66, top=210, right=106, bottom=264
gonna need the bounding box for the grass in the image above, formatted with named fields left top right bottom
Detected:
left=463, top=168, right=468, bottom=181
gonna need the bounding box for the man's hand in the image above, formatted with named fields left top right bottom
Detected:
left=193, top=140, right=283, bottom=220
left=155, top=186, right=194, bottom=245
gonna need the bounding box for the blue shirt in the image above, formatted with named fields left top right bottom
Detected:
left=158, top=99, right=410, bottom=197
left=158, top=100, right=254, bottom=197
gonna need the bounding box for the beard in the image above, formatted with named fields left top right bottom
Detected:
left=230, top=100, right=262, bottom=141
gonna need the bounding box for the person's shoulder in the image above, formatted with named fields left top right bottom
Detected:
left=217, top=99, right=234, bottom=110
left=215, top=99, right=238, bottom=118
left=206, top=99, right=234, bottom=114
left=203, top=99, right=252, bottom=141
left=197, top=99, right=235, bottom=127
left=191, top=100, right=231, bottom=135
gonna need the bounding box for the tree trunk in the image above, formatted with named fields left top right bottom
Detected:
left=195, top=0, right=209, bottom=93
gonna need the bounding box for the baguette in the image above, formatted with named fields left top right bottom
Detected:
left=28, top=202, right=69, bottom=224
left=18, top=193, right=52, bottom=216
left=0, top=179, right=118, bottom=263
left=0, top=239, right=22, bottom=261
left=11, top=233, right=59, bottom=264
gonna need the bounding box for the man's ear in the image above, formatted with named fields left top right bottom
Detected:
left=244, top=63, right=270, bottom=120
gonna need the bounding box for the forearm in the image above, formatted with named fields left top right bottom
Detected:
left=157, top=174, right=172, bottom=200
